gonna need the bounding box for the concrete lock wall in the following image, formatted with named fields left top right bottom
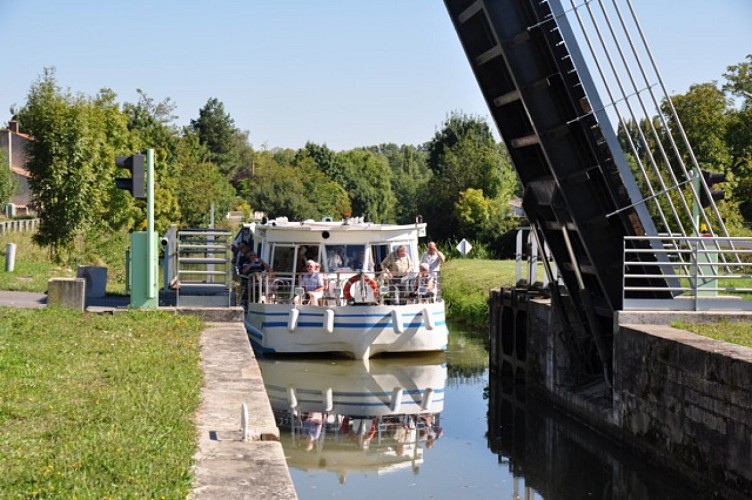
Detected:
left=615, top=324, right=752, bottom=493
left=491, top=293, right=752, bottom=495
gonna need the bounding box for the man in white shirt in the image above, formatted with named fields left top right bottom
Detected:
left=420, top=241, right=445, bottom=272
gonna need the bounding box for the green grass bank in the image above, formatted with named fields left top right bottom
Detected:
left=0, top=308, right=203, bottom=497
left=441, top=258, right=517, bottom=330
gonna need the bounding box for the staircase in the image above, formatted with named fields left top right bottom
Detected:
left=176, top=228, right=232, bottom=307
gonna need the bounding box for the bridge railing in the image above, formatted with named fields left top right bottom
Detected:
left=623, top=235, right=752, bottom=311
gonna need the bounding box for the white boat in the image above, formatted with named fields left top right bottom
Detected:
left=260, top=355, right=445, bottom=477
left=237, top=217, right=448, bottom=359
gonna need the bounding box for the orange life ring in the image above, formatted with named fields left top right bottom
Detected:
left=343, top=275, right=379, bottom=301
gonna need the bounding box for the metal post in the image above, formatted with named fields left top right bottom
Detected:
left=125, top=249, right=130, bottom=292
left=5, top=243, right=16, bottom=272
left=146, top=149, right=156, bottom=300
left=691, top=169, right=701, bottom=235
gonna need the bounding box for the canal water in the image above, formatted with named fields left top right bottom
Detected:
left=256, top=324, right=702, bottom=499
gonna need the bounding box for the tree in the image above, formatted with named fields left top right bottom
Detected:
left=173, top=159, right=237, bottom=227
left=369, top=143, right=432, bottom=224
left=667, top=83, right=731, bottom=170
left=189, top=98, right=251, bottom=178
left=723, top=55, right=752, bottom=224
left=17, top=69, right=133, bottom=260
left=334, top=149, right=396, bottom=222
left=236, top=150, right=350, bottom=221
left=666, top=82, right=744, bottom=230
left=299, top=143, right=396, bottom=222
left=420, top=112, right=516, bottom=243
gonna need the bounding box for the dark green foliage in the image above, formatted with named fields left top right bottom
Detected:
left=237, top=150, right=350, bottom=220
left=369, top=143, right=432, bottom=224
left=420, top=112, right=517, bottom=244
left=189, top=97, right=250, bottom=178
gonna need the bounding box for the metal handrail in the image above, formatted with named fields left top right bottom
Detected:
left=622, top=235, right=752, bottom=311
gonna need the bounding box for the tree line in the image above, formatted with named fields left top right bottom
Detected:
left=617, top=55, right=752, bottom=233
left=10, top=69, right=519, bottom=262
left=7, top=56, right=752, bottom=262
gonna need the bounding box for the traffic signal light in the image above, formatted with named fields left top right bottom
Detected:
left=115, top=154, right=146, bottom=199
left=700, top=170, right=726, bottom=208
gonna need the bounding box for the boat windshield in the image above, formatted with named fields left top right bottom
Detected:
left=271, top=244, right=321, bottom=275
left=325, top=244, right=367, bottom=272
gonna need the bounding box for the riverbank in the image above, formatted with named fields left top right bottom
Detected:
left=441, top=258, right=516, bottom=330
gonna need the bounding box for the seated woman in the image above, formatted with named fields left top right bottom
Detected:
left=299, top=260, right=325, bottom=306
left=411, top=263, right=436, bottom=301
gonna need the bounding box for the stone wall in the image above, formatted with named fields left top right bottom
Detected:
left=615, top=324, right=752, bottom=494
left=491, top=292, right=752, bottom=496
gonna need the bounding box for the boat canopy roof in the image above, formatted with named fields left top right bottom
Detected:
left=254, top=217, right=427, bottom=244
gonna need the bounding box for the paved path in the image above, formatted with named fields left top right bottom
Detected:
left=0, top=290, right=46, bottom=308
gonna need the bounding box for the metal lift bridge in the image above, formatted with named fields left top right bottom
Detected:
left=444, top=0, right=733, bottom=384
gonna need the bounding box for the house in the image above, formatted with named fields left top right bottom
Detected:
left=0, top=119, right=34, bottom=212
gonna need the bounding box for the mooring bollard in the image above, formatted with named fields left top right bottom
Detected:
left=5, top=243, right=16, bottom=272
left=241, top=403, right=250, bottom=441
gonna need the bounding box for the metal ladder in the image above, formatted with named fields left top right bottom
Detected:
left=176, top=228, right=232, bottom=307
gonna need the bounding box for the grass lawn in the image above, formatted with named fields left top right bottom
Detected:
left=672, top=320, right=752, bottom=349
left=0, top=232, right=76, bottom=292
left=441, top=258, right=518, bottom=329
left=0, top=230, right=128, bottom=294
left=0, top=308, right=204, bottom=497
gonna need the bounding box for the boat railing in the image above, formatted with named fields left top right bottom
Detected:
left=236, top=269, right=442, bottom=308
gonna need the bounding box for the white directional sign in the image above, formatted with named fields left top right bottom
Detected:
left=456, top=238, right=473, bottom=257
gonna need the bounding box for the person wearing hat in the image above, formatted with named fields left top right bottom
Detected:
left=412, top=262, right=436, bottom=301
left=300, top=259, right=325, bottom=306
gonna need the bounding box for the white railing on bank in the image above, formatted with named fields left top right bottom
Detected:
left=623, top=235, right=752, bottom=311
left=0, top=218, right=39, bottom=234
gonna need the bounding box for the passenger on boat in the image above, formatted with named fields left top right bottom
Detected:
left=420, top=241, right=445, bottom=272
left=237, top=247, right=270, bottom=307
left=381, top=245, right=413, bottom=278
left=299, top=260, right=325, bottom=306
left=381, top=245, right=414, bottom=299
left=234, top=241, right=249, bottom=268
left=349, top=250, right=367, bottom=271
left=302, top=411, right=324, bottom=451
left=327, top=249, right=343, bottom=270
left=239, top=248, right=269, bottom=275
left=410, top=263, right=436, bottom=301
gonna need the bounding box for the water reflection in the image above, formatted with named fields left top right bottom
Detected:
left=259, top=354, right=446, bottom=481
left=256, top=324, right=718, bottom=499
left=487, top=371, right=702, bottom=499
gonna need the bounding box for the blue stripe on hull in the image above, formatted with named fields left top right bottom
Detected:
left=245, top=304, right=448, bottom=355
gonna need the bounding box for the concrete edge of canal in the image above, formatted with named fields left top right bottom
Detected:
left=187, top=314, right=298, bottom=500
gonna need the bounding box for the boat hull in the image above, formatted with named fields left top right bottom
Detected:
left=245, top=302, right=448, bottom=359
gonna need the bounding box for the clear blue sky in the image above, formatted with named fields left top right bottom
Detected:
left=1, top=0, right=749, bottom=151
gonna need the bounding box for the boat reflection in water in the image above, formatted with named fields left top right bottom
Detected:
left=259, top=354, right=446, bottom=481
